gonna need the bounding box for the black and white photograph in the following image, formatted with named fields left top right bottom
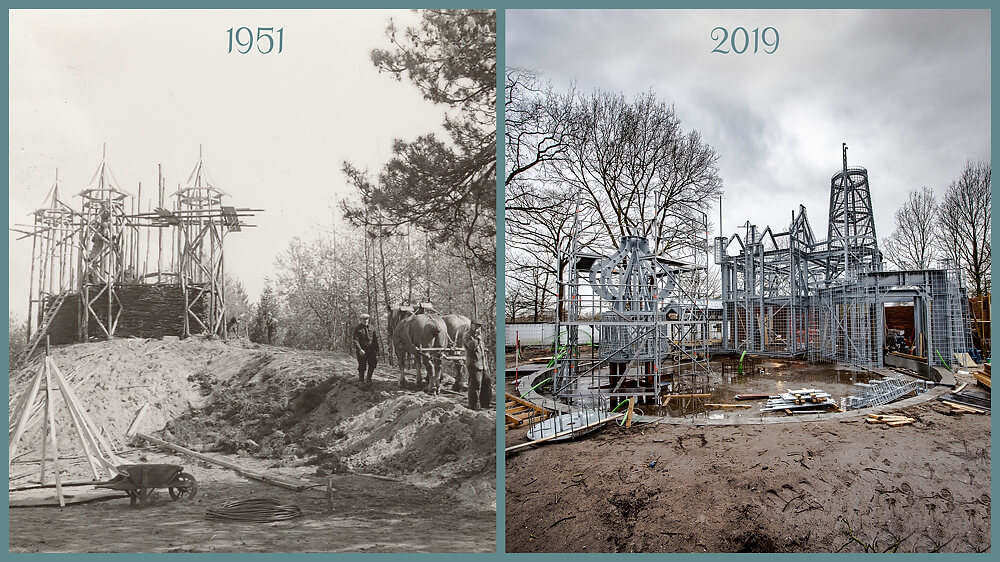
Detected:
left=8, top=8, right=496, bottom=553
left=503, top=9, right=990, bottom=553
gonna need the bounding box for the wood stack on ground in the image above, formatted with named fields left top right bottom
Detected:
left=973, top=363, right=990, bottom=390
left=938, top=390, right=991, bottom=414
left=505, top=393, right=552, bottom=430
left=866, top=413, right=916, bottom=427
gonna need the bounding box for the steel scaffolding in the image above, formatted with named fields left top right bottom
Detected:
left=552, top=200, right=713, bottom=409
left=718, top=145, right=972, bottom=371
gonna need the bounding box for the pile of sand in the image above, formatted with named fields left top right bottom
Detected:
left=10, top=338, right=495, bottom=496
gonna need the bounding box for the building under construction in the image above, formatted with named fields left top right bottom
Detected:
left=540, top=144, right=973, bottom=417
left=550, top=195, right=714, bottom=408
left=12, top=148, right=258, bottom=363
left=715, top=144, right=972, bottom=373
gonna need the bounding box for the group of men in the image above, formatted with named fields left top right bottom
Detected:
left=352, top=312, right=492, bottom=410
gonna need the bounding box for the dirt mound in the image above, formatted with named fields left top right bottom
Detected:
left=10, top=338, right=495, bottom=501
left=309, top=393, right=495, bottom=484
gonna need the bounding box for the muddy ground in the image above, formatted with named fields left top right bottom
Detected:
left=10, top=338, right=495, bottom=553
left=505, top=371, right=991, bottom=553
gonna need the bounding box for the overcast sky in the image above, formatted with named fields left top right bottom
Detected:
left=507, top=9, right=990, bottom=246
left=8, top=9, right=445, bottom=318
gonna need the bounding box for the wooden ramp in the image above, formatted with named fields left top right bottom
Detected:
left=505, top=393, right=552, bottom=430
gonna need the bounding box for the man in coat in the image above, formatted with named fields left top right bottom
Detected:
left=353, top=313, right=380, bottom=387
left=464, top=320, right=491, bottom=410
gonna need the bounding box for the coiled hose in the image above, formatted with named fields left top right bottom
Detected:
left=204, top=498, right=303, bottom=522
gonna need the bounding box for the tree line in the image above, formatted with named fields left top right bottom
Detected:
left=243, top=9, right=497, bottom=354
left=881, top=160, right=991, bottom=297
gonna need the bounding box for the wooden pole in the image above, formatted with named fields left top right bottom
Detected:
left=43, top=361, right=65, bottom=508
left=133, top=432, right=307, bottom=491
left=157, top=166, right=164, bottom=283
left=144, top=197, right=151, bottom=280
left=49, top=358, right=121, bottom=473
left=8, top=363, right=45, bottom=469
left=39, top=376, right=48, bottom=486
left=47, top=357, right=103, bottom=479
left=27, top=227, right=38, bottom=340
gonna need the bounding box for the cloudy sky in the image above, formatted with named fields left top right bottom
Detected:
left=507, top=9, right=990, bottom=245
left=8, top=9, right=445, bottom=318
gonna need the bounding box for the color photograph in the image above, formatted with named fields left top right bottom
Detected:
left=503, top=9, right=990, bottom=553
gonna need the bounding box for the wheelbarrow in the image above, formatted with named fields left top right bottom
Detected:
left=95, top=464, right=198, bottom=507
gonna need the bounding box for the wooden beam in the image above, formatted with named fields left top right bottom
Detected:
left=133, top=432, right=308, bottom=492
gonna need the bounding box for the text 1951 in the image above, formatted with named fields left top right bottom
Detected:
left=227, top=27, right=284, bottom=54
left=711, top=27, right=778, bottom=54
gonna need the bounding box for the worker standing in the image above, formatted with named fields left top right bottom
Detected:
left=464, top=320, right=491, bottom=410
left=353, top=313, right=380, bottom=387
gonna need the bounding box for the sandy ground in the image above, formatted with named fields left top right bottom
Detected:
left=10, top=451, right=493, bottom=553
left=505, top=372, right=991, bottom=553
left=10, top=338, right=495, bottom=553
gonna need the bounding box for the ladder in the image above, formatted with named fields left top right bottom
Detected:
left=18, top=291, right=70, bottom=367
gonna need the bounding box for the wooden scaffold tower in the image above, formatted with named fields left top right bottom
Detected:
left=9, top=342, right=124, bottom=505
left=11, top=146, right=260, bottom=365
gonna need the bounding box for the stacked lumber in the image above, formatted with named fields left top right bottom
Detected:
left=973, top=365, right=990, bottom=390
left=43, top=284, right=211, bottom=344
left=866, top=413, right=916, bottom=427
left=939, top=399, right=989, bottom=414
left=505, top=393, right=552, bottom=430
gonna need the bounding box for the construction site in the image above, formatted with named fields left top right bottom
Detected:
left=8, top=150, right=495, bottom=553
left=504, top=146, right=991, bottom=553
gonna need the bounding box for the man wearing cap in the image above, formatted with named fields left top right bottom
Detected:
left=464, top=320, right=491, bottom=410
left=353, top=313, right=380, bottom=387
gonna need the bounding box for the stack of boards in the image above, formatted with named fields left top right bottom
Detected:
left=865, top=413, right=916, bottom=427
left=760, top=388, right=839, bottom=413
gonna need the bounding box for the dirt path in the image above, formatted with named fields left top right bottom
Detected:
left=10, top=453, right=494, bottom=553
left=506, top=397, right=990, bottom=553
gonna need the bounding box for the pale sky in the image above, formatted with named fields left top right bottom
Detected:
left=507, top=9, right=991, bottom=246
left=8, top=9, right=446, bottom=318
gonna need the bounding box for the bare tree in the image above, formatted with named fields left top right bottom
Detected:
left=551, top=88, right=723, bottom=255
left=505, top=67, right=578, bottom=187
left=881, top=186, right=939, bottom=270
left=506, top=180, right=601, bottom=321
left=938, top=160, right=991, bottom=296
left=504, top=77, right=723, bottom=321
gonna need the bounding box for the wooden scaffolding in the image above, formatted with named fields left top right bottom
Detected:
left=12, top=147, right=260, bottom=364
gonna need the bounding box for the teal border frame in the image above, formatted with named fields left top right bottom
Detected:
left=3, top=2, right=995, bottom=558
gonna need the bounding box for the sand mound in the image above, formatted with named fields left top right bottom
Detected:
left=10, top=337, right=495, bottom=497
left=308, top=393, right=495, bottom=485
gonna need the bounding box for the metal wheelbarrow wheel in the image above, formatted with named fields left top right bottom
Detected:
left=168, top=472, right=198, bottom=501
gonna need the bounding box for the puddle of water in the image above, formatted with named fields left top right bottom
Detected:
left=553, top=358, right=922, bottom=420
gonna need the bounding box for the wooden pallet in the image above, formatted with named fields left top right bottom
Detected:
left=505, top=393, right=552, bottom=429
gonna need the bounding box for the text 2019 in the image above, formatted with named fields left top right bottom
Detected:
left=711, top=27, right=778, bottom=54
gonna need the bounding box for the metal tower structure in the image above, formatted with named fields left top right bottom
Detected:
left=553, top=202, right=712, bottom=408
left=826, top=143, right=882, bottom=280
left=717, top=145, right=972, bottom=371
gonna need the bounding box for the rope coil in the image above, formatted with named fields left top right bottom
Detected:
left=204, top=498, right=303, bottom=522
